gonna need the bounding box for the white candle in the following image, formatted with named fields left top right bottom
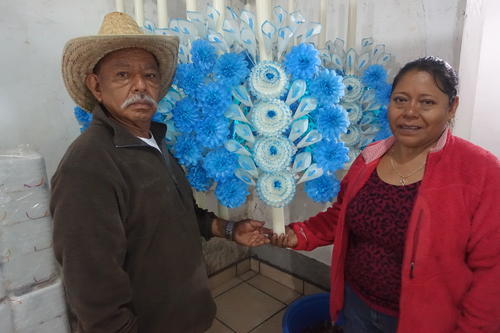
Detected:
left=213, top=0, right=226, bottom=32
left=186, top=0, right=197, bottom=12
left=218, top=205, right=230, bottom=220
left=256, top=0, right=272, bottom=60
left=134, top=0, right=145, bottom=27
left=346, top=0, right=357, bottom=50
left=272, top=207, right=286, bottom=235
left=288, top=0, right=295, bottom=14
left=157, top=0, right=168, bottom=28
left=243, top=0, right=251, bottom=11
left=319, top=0, right=328, bottom=48
left=115, top=0, right=124, bottom=12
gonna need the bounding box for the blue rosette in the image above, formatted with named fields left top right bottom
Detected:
left=341, top=126, right=362, bottom=147
left=256, top=171, right=296, bottom=208
left=251, top=99, right=292, bottom=137
left=342, top=76, right=364, bottom=103
left=342, top=102, right=362, bottom=124
left=249, top=61, right=288, bottom=100
left=253, top=136, right=293, bottom=172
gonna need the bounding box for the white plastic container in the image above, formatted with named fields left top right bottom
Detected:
left=9, top=279, right=69, bottom=332
left=0, top=216, right=52, bottom=261
left=16, top=314, right=70, bottom=333
left=0, top=188, right=50, bottom=226
left=1, top=247, right=57, bottom=291
left=0, top=148, right=47, bottom=194
left=0, top=301, right=14, bottom=333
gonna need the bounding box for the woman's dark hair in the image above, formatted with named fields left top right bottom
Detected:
left=391, top=56, right=459, bottom=104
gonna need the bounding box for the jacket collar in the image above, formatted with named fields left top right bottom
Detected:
left=91, top=104, right=167, bottom=148
left=361, top=127, right=450, bottom=164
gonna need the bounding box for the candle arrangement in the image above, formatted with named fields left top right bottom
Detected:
left=73, top=1, right=395, bottom=233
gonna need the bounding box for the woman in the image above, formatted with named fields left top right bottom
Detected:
left=272, top=57, right=500, bottom=333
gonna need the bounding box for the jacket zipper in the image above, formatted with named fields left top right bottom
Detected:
left=409, top=210, right=423, bottom=279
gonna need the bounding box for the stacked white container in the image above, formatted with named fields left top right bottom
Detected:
left=0, top=146, right=70, bottom=333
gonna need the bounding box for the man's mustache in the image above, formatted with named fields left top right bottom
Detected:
left=121, top=93, right=158, bottom=109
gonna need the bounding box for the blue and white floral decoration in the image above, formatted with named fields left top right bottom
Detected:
left=145, top=6, right=353, bottom=208
left=75, top=7, right=393, bottom=208
left=319, top=37, right=394, bottom=166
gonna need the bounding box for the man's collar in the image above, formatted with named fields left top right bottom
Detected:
left=91, top=104, right=167, bottom=148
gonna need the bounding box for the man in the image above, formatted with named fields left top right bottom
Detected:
left=52, top=12, right=270, bottom=333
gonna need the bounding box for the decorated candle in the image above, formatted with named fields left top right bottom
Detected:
left=256, top=0, right=272, bottom=60
left=319, top=0, right=328, bottom=48
left=115, top=0, right=124, bottom=12
left=186, top=0, right=197, bottom=12
left=157, top=0, right=168, bottom=28
left=347, top=0, right=357, bottom=49
left=134, top=0, right=144, bottom=27
left=213, top=0, right=225, bottom=32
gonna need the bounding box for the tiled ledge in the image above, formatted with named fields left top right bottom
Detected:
left=208, top=257, right=327, bottom=299
left=207, top=258, right=328, bottom=333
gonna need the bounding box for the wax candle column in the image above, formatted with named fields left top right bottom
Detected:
left=346, top=0, right=357, bottom=50
left=243, top=0, right=252, bottom=12
left=134, top=0, right=145, bottom=27
left=213, top=0, right=226, bottom=32
left=256, top=0, right=272, bottom=61
left=318, top=0, right=328, bottom=48
left=157, top=0, right=168, bottom=28
left=288, top=0, right=295, bottom=14
left=115, top=0, right=124, bottom=12
left=186, top=0, right=197, bottom=12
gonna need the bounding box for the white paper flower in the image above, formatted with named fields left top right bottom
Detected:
left=253, top=136, right=293, bottom=172
left=342, top=76, right=364, bottom=103
left=249, top=61, right=288, bottom=100
left=256, top=172, right=296, bottom=207
left=251, top=99, right=292, bottom=137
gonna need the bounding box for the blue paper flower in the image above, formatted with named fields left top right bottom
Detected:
left=375, top=82, right=392, bottom=105
left=308, top=70, right=345, bottom=105
left=305, top=175, right=340, bottom=203
left=313, top=140, right=349, bottom=172
left=196, top=82, right=232, bottom=116
left=173, top=134, right=202, bottom=166
left=74, top=106, right=93, bottom=132
left=175, top=63, right=204, bottom=95
left=191, top=39, right=217, bottom=74
left=315, top=105, right=350, bottom=140
left=284, top=43, right=321, bottom=80
left=215, top=176, right=249, bottom=208
left=172, top=98, right=200, bottom=133
left=187, top=163, right=213, bottom=192
left=362, top=64, right=388, bottom=89
left=374, top=107, right=392, bottom=141
left=195, top=117, right=229, bottom=149
left=203, top=148, right=238, bottom=181
left=214, top=53, right=249, bottom=87
left=152, top=112, right=166, bottom=123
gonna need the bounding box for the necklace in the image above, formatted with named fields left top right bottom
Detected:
left=389, top=155, right=425, bottom=186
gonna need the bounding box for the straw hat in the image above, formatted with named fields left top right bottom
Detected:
left=62, top=12, right=179, bottom=112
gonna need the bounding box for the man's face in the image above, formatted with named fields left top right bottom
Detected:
left=86, top=48, right=161, bottom=125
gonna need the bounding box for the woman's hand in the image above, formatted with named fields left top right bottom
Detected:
left=270, top=226, right=298, bottom=248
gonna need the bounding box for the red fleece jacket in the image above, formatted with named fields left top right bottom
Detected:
left=291, top=130, right=500, bottom=333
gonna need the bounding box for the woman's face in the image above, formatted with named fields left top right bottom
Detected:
left=388, top=70, right=458, bottom=150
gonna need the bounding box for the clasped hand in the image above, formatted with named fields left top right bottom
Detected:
left=231, top=220, right=298, bottom=249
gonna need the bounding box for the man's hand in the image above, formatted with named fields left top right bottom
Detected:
left=233, top=219, right=272, bottom=247
left=270, top=226, right=298, bottom=248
